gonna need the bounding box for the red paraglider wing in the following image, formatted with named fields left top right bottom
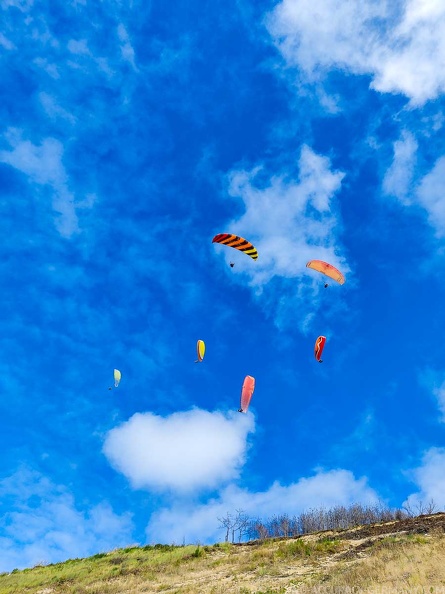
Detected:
left=240, top=375, right=255, bottom=412
left=314, top=336, right=326, bottom=362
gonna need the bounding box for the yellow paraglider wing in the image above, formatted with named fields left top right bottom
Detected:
left=212, top=234, right=258, bottom=260
left=196, top=339, right=206, bottom=362
left=113, top=369, right=121, bottom=388
left=306, top=260, right=345, bottom=284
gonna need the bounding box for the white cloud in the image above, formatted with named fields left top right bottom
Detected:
left=0, top=32, right=15, bottom=49
left=433, top=382, right=445, bottom=421
left=0, top=129, right=81, bottom=237
left=223, top=145, right=346, bottom=287
left=0, top=468, right=134, bottom=572
left=1, top=0, right=33, bottom=11
left=416, top=156, right=445, bottom=236
left=383, top=131, right=418, bottom=203
left=419, top=370, right=445, bottom=422
left=38, top=92, right=77, bottom=124
left=66, top=26, right=137, bottom=74
left=146, top=469, right=379, bottom=544
left=66, top=37, right=114, bottom=79
left=267, top=0, right=445, bottom=105
left=67, top=38, right=90, bottom=56
left=404, top=447, right=445, bottom=510
left=383, top=138, right=445, bottom=238
left=33, top=57, right=60, bottom=79
left=117, top=24, right=137, bottom=70
left=103, top=409, right=255, bottom=493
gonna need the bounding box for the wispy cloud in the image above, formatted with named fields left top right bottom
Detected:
left=383, top=131, right=418, bottom=204
left=38, top=92, right=77, bottom=125
left=146, top=468, right=379, bottom=544
left=0, top=31, right=15, bottom=49
left=216, top=145, right=347, bottom=330
left=419, top=369, right=445, bottom=424
left=117, top=23, right=137, bottom=70
left=433, top=383, right=445, bottom=421
left=267, top=0, right=445, bottom=105
left=224, top=146, right=345, bottom=284
left=404, top=447, right=445, bottom=510
left=103, top=409, right=255, bottom=493
left=416, top=156, right=445, bottom=236
left=0, top=468, right=134, bottom=572
left=1, top=0, right=34, bottom=11
left=382, top=129, right=445, bottom=239
left=0, top=129, right=89, bottom=237
left=403, top=373, right=445, bottom=510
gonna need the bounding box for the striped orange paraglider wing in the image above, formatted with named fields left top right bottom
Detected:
left=212, top=234, right=258, bottom=260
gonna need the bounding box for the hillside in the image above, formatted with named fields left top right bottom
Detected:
left=1, top=513, right=445, bottom=594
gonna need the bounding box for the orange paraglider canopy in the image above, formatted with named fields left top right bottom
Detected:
left=306, top=260, right=345, bottom=285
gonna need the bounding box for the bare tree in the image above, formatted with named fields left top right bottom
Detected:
left=218, top=510, right=251, bottom=543
left=217, top=512, right=233, bottom=542
left=279, top=514, right=291, bottom=537
left=424, top=499, right=438, bottom=514
left=235, top=509, right=250, bottom=543
left=253, top=519, right=269, bottom=541
left=404, top=498, right=437, bottom=517
left=220, top=502, right=422, bottom=544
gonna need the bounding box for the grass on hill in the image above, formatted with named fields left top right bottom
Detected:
left=1, top=513, right=445, bottom=593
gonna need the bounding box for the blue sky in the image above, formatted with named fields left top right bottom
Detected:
left=1, top=0, right=445, bottom=571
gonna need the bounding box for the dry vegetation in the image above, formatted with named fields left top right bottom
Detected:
left=1, top=512, right=445, bottom=594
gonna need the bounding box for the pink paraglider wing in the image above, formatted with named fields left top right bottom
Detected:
left=239, top=375, right=255, bottom=413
